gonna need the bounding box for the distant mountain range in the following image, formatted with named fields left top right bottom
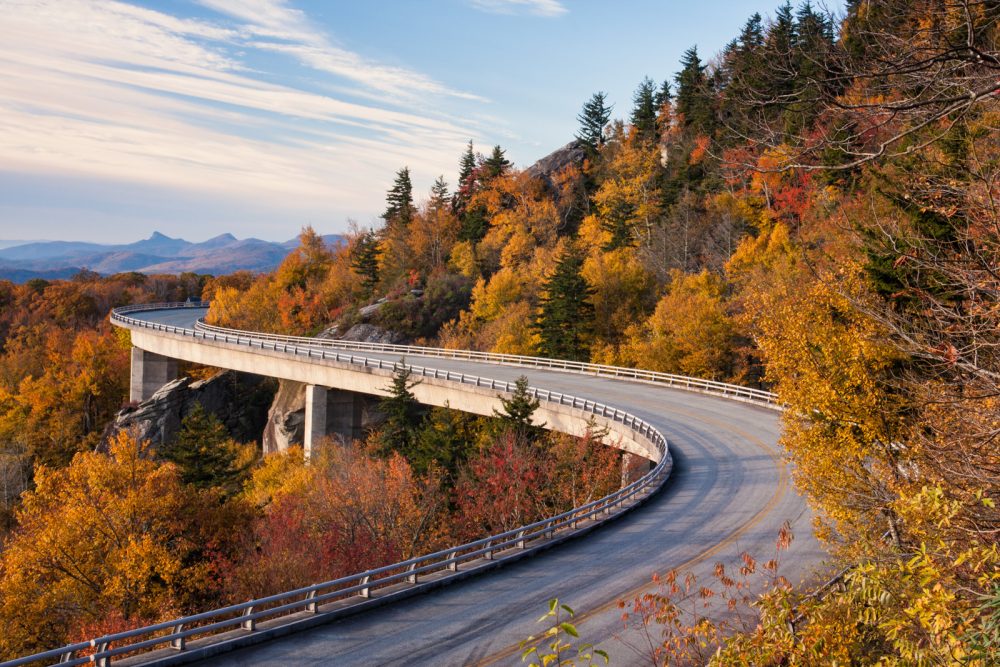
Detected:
left=0, top=232, right=345, bottom=283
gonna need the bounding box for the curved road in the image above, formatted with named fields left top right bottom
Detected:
left=129, top=308, right=826, bottom=666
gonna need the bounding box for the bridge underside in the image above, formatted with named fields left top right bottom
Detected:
left=128, top=331, right=662, bottom=464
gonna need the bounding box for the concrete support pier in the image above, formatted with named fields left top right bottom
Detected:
left=304, top=384, right=328, bottom=461
left=130, top=347, right=178, bottom=403
left=304, top=386, right=368, bottom=460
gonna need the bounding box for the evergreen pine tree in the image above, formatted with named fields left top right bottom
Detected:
left=575, top=91, right=613, bottom=155
left=378, top=361, right=424, bottom=456
left=162, top=402, right=246, bottom=493
left=655, top=80, right=672, bottom=110
left=534, top=244, right=596, bottom=362
left=482, top=145, right=511, bottom=180
left=350, top=230, right=380, bottom=297
left=493, top=375, right=544, bottom=441
left=630, top=77, right=659, bottom=143
left=457, top=140, right=476, bottom=189
left=674, top=46, right=715, bottom=134
left=429, top=176, right=450, bottom=213
left=412, top=404, right=477, bottom=480
left=383, top=167, right=414, bottom=227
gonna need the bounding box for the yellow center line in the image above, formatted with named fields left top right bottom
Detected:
left=472, top=407, right=789, bottom=666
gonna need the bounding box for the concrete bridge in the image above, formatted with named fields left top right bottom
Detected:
left=3, top=303, right=824, bottom=667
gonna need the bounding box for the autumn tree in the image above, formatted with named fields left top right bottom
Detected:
left=622, top=270, right=736, bottom=380
left=591, top=122, right=664, bottom=252
left=453, top=431, right=548, bottom=539
left=0, top=432, right=251, bottom=658
left=232, top=445, right=444, bottom=599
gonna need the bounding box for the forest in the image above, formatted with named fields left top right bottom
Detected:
left=1, top=0, right=998, bottom=663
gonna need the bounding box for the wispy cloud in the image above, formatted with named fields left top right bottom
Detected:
left=198, top=0, right=485, bottom=102
left=0, top=0, right=489, bottom=230
left=468, top=0, right=568, bottom=17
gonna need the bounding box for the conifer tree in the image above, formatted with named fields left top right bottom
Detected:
left=655, top=79, right=672, bottom=110
left=494, top=375, right=544, bottom=441
left=162, top=402, right=246, bottom=493
left=429, top=176, right=450, bottom=213
left=630, top=77, right=659, bottom=143
left=383, top=167, right=414, bottom=227
left=350, top=230, right=380, bottom=297
left=674, top=46, right=715, bottom=134
left=378, top=361, right=424, bottom=456
left=457, top=140, right=476, bottom=190
left=534, top=244, right=596, bottom=362
left=482, top=145, right=511, bottom=180
left=412, top=404, right=477, bottom=480
left=575, top=91, right=612, bottom=155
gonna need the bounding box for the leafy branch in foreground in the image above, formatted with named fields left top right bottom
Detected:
left=521, top=598, right=608, bottom=667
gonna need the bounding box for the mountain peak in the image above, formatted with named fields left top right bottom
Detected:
left=148, top=231, right=173, bottom=241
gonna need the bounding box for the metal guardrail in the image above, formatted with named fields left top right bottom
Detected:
left=191, top=315, right=779, bottom=410
left=3, top=303, right=679, bottom=667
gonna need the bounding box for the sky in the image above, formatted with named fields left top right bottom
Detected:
left=0, top=0, right=844, bottom=244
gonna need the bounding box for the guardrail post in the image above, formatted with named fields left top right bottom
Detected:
left=93, top=640, right=110, bottom=667
left=516, top=530, right=526, bottom=549
left=306, top=589, right=319, bottom=613
left=544, top=520, right=554, bottom=539
left=170, top=623, right=186, bottom=650
left=448, top=550, right=459, bottom=571
left=406, top=562, right=418, bottom=584
left=359, top=575, right=371, bottom=598
left=59, top=649, right=75, bottom=663
left=241, top=605, right=255, bottom=631
left=484, top=540, right=494, bottom=560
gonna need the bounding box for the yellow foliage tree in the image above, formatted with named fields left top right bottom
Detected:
left=0, top=432, right=251, bottom=659
left=620, top=270, right=735, bottom=380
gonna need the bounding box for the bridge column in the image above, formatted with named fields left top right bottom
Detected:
left=130, top=347, right=178, bottom=403
left=304, top=386, right=367, bottom=461
left=304, top=385, right=328, bottom=462
left=327, top=389, right=366, bottom=443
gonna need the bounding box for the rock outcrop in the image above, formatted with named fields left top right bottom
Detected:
left=262, top=380, right=306, bottom=454
left=107, top=371, right=274, bottom=448
left=524, top=140, right=586, bottom=187
left=339, top=323, right=407, bottom=344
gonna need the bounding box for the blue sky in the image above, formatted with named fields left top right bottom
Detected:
left=0, top=0, right=843, bottom=243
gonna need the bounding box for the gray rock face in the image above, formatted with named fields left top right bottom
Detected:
left=524, top=140, right=586, bottom=186
left=262, top=380, right=307, bottom=454
left=108, top=371, right=274, bottom=448
left=340, top=323, right=406, bottom=344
